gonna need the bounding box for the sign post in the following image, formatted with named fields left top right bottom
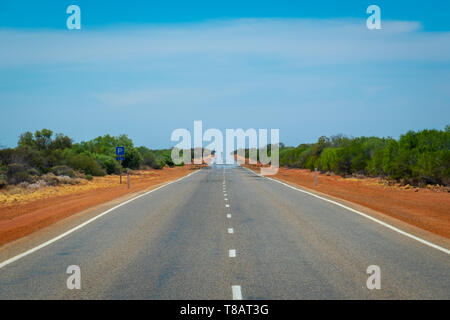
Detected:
left=116, top=147, right=125, bottom=184
left=314, top=168, right=318, bottom=186
left=119, top=160, right=122, bottom=184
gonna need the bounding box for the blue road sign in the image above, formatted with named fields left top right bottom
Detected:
left=116, top=156, right=125, bottom=161
left=116, top=146, right=125, bottom=156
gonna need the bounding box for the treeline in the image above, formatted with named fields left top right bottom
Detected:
left=0, top=129, right=177, bottom=188
left=254, top=126, right=449, bottom=186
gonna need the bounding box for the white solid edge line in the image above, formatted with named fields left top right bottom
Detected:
left=0, top=169, right=202, bottom=270
left=243, top=167, right=450, bottom=255
left=232, top=285, right=243, bottom=300
left=229, top=249, right=236, bottom=257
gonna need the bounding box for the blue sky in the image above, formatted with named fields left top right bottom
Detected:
left=0, top=1, right=449, bottom=148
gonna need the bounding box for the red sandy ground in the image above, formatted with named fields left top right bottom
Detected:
left=245, top=164, right=450, bottom=239
left=0, top=166, right=202, bottom=246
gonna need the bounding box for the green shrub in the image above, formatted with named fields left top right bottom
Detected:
left=263, top=126, right=449, bottom=186
left=50, top=134, right=72, bottom=150
left=154, top=159, right=165, bottom=169
left=318, top=148, right=339, bottom=172
left=67, top=154, right=106, bottom=176
left=6, top=163, right=30, bottom=184
left=27, top=168, right=40, bottom=176
left=415, top=150, right=450, bottom=185
left=139, top=148, right=164, bottom=169
left=50, top=165, right=75, bottom=177
left=0, top=148, right=14, bottom=166
left=367, top=148, right=385, bottom=176
left=0, top=164, right=7, bottom=188
left=279, top=146, right=311, bottom=168
left=92, top=154, right=119, bottom=174
left=34, top=129, right=53, bottom=151
left=123, top=147, right=143, bottom=170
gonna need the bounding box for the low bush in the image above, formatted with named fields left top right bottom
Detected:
left=6, top=163, right=30, bottom=184
left=93, top=154, right=120, bottom=174
left=40, top=173, right=81, bottom=186
left=27, top=180, right=47, bottom=190
left=67, top=154, right=106, bottom=176
left=0, top=164, right=6, bottom=189
left=41, top=173, right=59, bottom=186
left=27, top=168, right=40, bottom=176
left=55, top=175, right=81, bottom=185
left=50, top=165, right=75, bottom=177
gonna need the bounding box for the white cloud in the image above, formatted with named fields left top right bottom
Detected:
left=93, top=86, right=248, bottom=108
left=1, top=18, right=449, bottom=148
left=0, top=18, right=449, bottom=68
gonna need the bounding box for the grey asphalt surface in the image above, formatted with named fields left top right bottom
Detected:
left=0, top=165, right=449, bottom=299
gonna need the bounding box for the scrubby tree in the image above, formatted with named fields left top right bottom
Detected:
left=34, top=129, right=53, bottom=151
left=18, top=132, right=35, bottom=148
left=272, top=126, right=449, bottom=186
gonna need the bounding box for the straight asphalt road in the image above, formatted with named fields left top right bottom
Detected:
left=0, top=165, right=449, bottom=299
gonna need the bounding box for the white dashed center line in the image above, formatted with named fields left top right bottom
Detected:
left=232, top=285, right=243, bottom=300
left=223, top=170, right=240, bottom=299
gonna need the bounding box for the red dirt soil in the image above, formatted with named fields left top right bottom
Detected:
left=246, top=164, right=450, bottom=239
left=0, top=166, right=202, bottom=246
